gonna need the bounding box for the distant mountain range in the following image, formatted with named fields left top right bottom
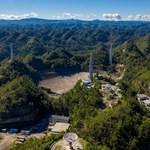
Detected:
left=0, top=18, right=149, bottom=26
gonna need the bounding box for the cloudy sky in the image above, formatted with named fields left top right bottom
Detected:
left=0, top=0, right=150, bottom=21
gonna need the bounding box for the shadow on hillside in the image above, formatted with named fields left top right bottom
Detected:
left=55, top=68, right=83, bottom=76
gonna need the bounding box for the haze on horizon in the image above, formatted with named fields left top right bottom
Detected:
left=0, top=0, right=150, bottom=21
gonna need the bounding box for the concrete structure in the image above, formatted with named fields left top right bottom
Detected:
left=89, top=53, right=93, bottom=81
left=9, top=43, right=14, bottom=63
left=49, top=115, right=69, bottom=125
left=51, top=122, right=70, bottom=134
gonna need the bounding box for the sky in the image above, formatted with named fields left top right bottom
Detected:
left=0, top=0, right=150, bottom=21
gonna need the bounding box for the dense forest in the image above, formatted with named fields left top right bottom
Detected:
left=0, top=19, right=150, bottom=149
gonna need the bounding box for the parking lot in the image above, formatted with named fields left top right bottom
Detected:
left=0, top=115, right=50, bottom=149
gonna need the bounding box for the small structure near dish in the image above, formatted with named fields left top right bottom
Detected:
left=63, top=132, right=79, bottom=147
left=117, top=88, right=121, bottom=93
left=82, top=79, right=94, bottom=88
left=48, top=115, right=70, bottom=134
left=82, top=79, right=92, bottom=85
left=137, top=94, right=149, bottom=101
left=102, top=84, right=112, bottom=92
left=137, top=94, right=150, bottom=111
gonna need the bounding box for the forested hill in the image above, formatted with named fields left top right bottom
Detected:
left=0, top=18, right=150, bottom=62
left=0, top=18, right=150, bottom=150
left=0, top=18, right=149, bottom=96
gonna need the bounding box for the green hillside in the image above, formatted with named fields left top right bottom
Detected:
left=0, top=20, right=150, bottom=150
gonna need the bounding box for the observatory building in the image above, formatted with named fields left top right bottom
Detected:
left=63, top=132, right=79, bottom=149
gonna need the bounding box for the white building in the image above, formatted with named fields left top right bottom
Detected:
left=137, top=94, right=149, bottom=101
left=137, top=94, right=150, bottom=111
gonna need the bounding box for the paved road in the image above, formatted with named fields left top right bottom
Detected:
left=0, top=133, right=16, bottom=150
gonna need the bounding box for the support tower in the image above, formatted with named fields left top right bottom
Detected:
left=109, top=43, right=113, bottom=65
left=10, top=43, right=14, bottom=62
left=89, top=53, right=93, bottom=81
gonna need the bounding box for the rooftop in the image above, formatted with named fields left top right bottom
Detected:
left=51, top=122, right=70, bottom=133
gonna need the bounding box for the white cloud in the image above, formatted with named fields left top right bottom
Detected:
left=136, top=14, right=150, bottom=21
left=51, top=13, right=150, bottom=21
left=127, top=14, right=150, bottom=21
left=0, top=12, right=38, bottom=20
left=127, top=15, right=134, bottom=20
left=73, top=13, right=82, bottom=19
left=91, top=13, right=97, bottom=17
left=87, top=15, right=91, bottom=19
left=52, top=15, right=62, bottom=19
left=63, top=13, right=72, bottom=17
left=102, top=13, right=122, bottom=20
left=53, top=12, right=98, bottom=20
left=86, top=13, right=98, bottom=20
left=51, top=13, right=82, bottom=20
